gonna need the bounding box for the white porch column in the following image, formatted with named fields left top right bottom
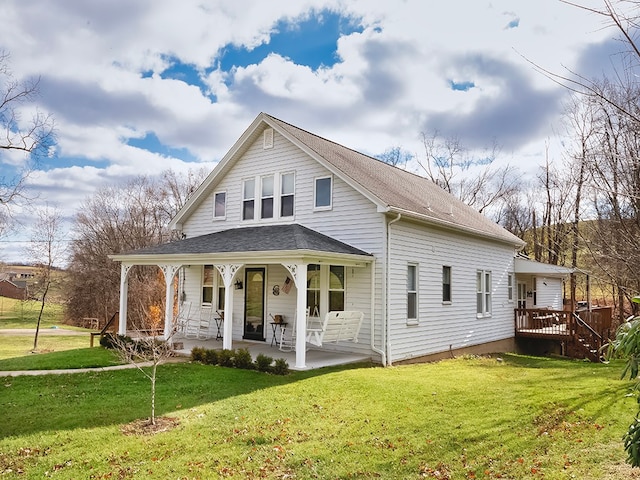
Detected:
left=285, top=263, right=307, bottom=369
left=160, top=265, right=179, bottom=343
left=118, top=264, right=132, bottom=336
left=215, top=264, right=243, bottom=350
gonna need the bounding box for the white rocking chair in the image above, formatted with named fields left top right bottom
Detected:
left=279, top=307, right=310, bottom=352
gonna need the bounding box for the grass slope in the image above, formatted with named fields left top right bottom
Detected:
left=0, top=355, right=636, bottom=479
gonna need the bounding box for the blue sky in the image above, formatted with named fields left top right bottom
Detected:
left=0, top=0, right=630, bottom=264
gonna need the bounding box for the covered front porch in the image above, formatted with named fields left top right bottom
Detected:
left=109, top=224, right=376, bottom=370
left=170, top=333, right=372, bottom=370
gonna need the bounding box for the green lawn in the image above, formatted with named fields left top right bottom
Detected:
left=0, top=354, right=637, bottom=479
left=0, top=296, right=98, bottom=360
left=0, top=297, right=68, bottom=329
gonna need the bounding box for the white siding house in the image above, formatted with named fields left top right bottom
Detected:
left=110, top=112, right=555, bottom=369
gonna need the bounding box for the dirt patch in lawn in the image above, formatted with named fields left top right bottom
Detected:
left=120, top=416, right=180, bottom=436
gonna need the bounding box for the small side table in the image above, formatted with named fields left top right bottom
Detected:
left=213, top=313, right=224, bottom=340
left=270, top=322, right=287, bottom=347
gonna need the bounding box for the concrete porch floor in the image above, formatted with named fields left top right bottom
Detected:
left=170, top=333, right=372, bottom=370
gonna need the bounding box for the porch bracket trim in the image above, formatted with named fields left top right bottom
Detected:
left=118, top=264, right=133, bottom=336
left=215, top=263, right=243, bottom=349
left=159, top=264, right=180, bottom=343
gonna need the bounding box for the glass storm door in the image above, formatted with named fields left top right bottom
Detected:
left=517, top=282, right=527, bottom=310
left=244, top=267, right=265, bottom=341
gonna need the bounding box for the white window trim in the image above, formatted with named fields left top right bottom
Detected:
left=476, top=270, right=492, bottom=318
left=280, top=171, right=295, bottom=218
left=242, top=178, right=256, bottom=221
left=213, top=190, right=226, bottom=220
left=260, top=174, right=274, bottom=219
left=242, top=173, right=297, bottom=222
left=328, top=265, right=346, bottom=311
left=202, top=265, right=214, bottom=306
left=407, top=263, right=418, bottom=325
left=507, top=273, right=514, bottom=302
left=314, top=175, right=333, bottom=211
left=442, top=265, right=452, bottom=305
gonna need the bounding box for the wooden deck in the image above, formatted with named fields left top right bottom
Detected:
left=514, top=306, right=613, bottom=361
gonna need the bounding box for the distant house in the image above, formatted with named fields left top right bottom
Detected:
left=110, top=113, right=574, bottom=368
left=0, top=275, right=27, bottom=300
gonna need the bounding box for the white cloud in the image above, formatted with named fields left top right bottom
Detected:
left=0, top=0, right=632, bottom=264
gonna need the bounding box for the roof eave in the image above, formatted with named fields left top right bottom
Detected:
left=514, top=258, right=574, bottom=276
left=109, top=249, right=373, bottom=267
left=386, top=206, right=526, bottom=249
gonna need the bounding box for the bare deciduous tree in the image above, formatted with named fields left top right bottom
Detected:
left=110, top=332, right=175, bottom=427
left=0, top=50, right=55, bottom=225
left=65, top=170, right=207, bottom=329
left=26, top=205, right=66, bottom=351
left=417, top=130, right=520, bottom=217
left=375, top=146, right=414, bottom=167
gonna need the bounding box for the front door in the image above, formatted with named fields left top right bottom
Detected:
left=244, top=267, right=265, bottom=341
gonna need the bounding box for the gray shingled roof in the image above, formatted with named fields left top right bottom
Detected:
left=266, top=114, right=523, bottom=246
left=124, top=224, right=371, bottom=257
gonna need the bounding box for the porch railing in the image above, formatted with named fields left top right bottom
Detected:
left=514, top=308, right=572, bottom=337
left=515, top=306, right=614, bottom=362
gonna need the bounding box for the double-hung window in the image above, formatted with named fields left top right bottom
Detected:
left=507, top=273, right=514, bottom=302
left=476, top=270, right=492, bottom=316
left=407, top=264, right=418, bottom=322
left=314, top=176, right=332, bottom=210
left=242, top=178, right=255, bottom=220
left=442, top=266, right=451, bottom=303
left=202, top=265, right=214, bottom=305
left=329, top=265, right=345, bottom=311
left=280, top=172, right=295, bottom=217
left=213, top=191, right=226, bottom=219
left=261, top=175, right=274, bottom=219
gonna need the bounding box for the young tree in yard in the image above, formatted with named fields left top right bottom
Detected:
left=26, top=205, right=66, bottom=351
left=109, top=332, right=175, bottom=428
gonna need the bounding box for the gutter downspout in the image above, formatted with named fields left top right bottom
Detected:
left=369, top=258, right=386, bottom=365
left=385, top=213, right=402, bottom=366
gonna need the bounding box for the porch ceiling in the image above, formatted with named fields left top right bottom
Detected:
left=109, top=223, right=374, bottom=266
left=514, top=257, right=574, bottom=277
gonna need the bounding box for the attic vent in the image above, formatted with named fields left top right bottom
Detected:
left=263, top=128, right=274, bottom=149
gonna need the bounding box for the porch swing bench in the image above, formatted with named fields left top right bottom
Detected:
left=306, top=311, right=364, bottom=347
left=279, top=310, right=364, bottom=351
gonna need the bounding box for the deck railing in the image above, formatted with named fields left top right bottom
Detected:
left=515, top=306, right=614, bottom=362
left=514, top=308, right=573, bottom=337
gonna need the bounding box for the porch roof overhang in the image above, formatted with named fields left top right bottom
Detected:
left=108, top=223, right=374, bottom=267
left=514, top=257, right=574, bottom=277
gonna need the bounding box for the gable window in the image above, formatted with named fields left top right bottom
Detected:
left=507, top=273, right=514, bottom=302
left=242, top=178, right=255, bottom=220
left=213, top=191, right=226, bottom=219
left=314, top=176, right=332, bottom=210
left=261, top=175, right=274, bottom=219
left=407, top=264, right=418, bottom=322
left=329, top=265, right=345, bottom=311
left=280, top=172, right=295, bottom=217
left=476, top=270, right=492, bottom=316
left=442, top=266, right=451, bottom=303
